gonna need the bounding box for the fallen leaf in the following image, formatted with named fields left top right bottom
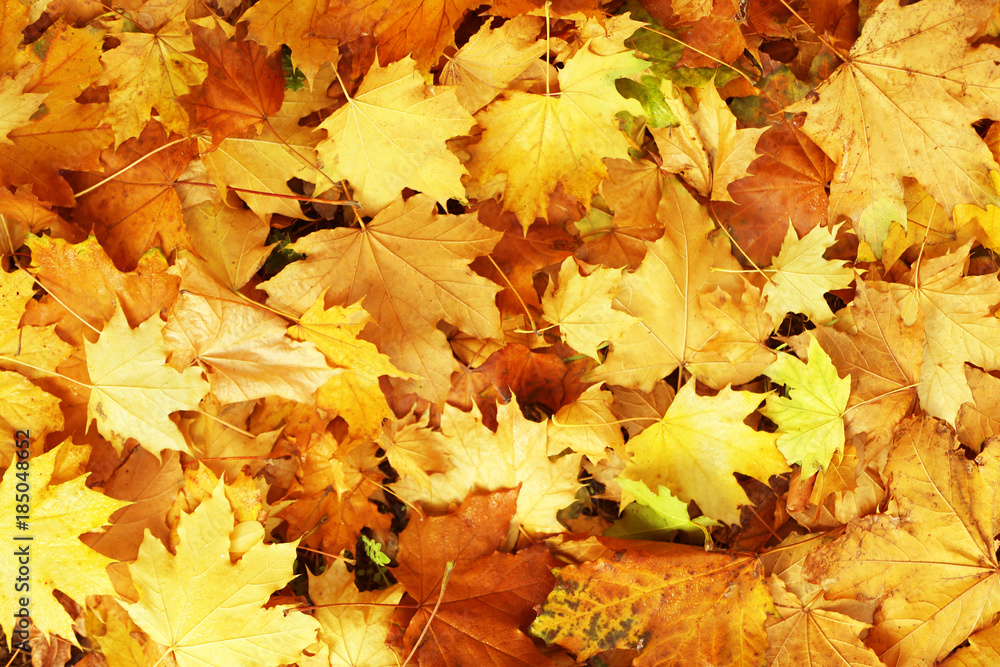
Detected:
left=763, top=334, right=850, bottom=475
left=125, top=480, right=320, bottom=667
left=466, top=38, right=647, bottom=228
left=531, top=537, right=772, bottom=666
left=262, top=194, right=501, bottom=402
left=0, top=441, right=129, bottom=646
left=315, top=57, right=475, bottom=214
left=788, top=0, right=1000, bottom=253
left=621, top=378, right=788, bottom=525
left=86, top=305, right=210, bottom=457
left=804, top=417, right=1000, bottom=665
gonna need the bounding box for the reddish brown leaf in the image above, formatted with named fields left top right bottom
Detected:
left=475, top=343, right=583, bottom=415
left=711, top=118, right=836, bottom=265
left=67, top=121, right=197, bottom=271
left=394, top=490, right=558, bottom=666
left=182, top=24, right=285, bottom=148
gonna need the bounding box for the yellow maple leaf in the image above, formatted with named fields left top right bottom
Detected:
left=465, top=39, right=647, bottom=229
left=763, top=335, right=851, bottom=476
left=98, top=4, right=207, bottom=143
left=261, top=194, right=501, bottom=402
left=762, top=222, right=854, bottom=326
left=86, top=305, right=210, bottom=458
left=787, top=0, right=1000, bottom=253
left=289, top=298, right=409, bottom=439
left=0, top=68, right=46, bottom=144
left=588, top=176, right=743, bottom=391
left=542, top=257, right=639, bottom=360
left=622, top=379, right=788, bottom=524
left=315, top=57, right=475, bottom=215
left=0, top=267, right=73, bottom=380
left=241, top=0, right=339, bottom=86
left=183, top=201, right=274, bottom=290
left=0, top=440, right=129, bottom=646
left=309, top=560, right=404, bottom=667
left=387, top=398, right=581, bottom=536
left=547, top=384, right=624, bottom=463
left=125, top=480, right=320, bottom=667
left=163, top=260, right=335, bottom=404
left=804, top=417, right=1000, bottom=665
left=888, top=243, right=1000, bottom=426
left=441, top=16, right=546, bottom=113
left=198, top=64, right=336, bottom=219
left=0, top=371, right=63, bottom=461
left=651, top=81, right=765, bottom=202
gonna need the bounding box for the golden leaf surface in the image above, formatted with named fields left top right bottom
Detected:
left=126, top=480, right=320, bottom=667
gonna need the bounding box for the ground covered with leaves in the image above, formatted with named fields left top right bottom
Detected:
left=3, top=0, right=1000, bottom=664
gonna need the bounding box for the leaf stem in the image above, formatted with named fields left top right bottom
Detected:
left=73, top=137, right=191, bottom=198
left=402, top=561, right=455, bottom=667
left=639, top=26, right=755, bottom=85
left=484, top=254, right=539, bottom=334
left=176, top=181, right=359, bottom=207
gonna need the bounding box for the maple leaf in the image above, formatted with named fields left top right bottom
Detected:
left=651, top=80, right=766, bottom=202
left=0, top=69, right=46, bottom=143
left=164, top=291, right=334, bottom=404
left=762, top=222, right=854, bottom=326
left=86, top=305, right=210, bottom=458
left=25, top=234, right=179, bottom=347
left=789, top=280, right=922, bottom=461
left=547, top=384, right=625, bottom=462
left=441, top=16, right=546, bottom=113
left=241, top=0, right=339, bottom=85
left=0, top=267, right=73, bottom=380
left=388, top=397, right=581, bottom=536
left=690, top=278, right=776, bottom=387
left=125, top=480, right=320, bottom=667
left=316, top=0, right=481, bottom=72
left=0, top=371, right=63, bottom=460
left=763, top=334, right=851, bottom=476
left=542, top=257, right=639, bottom=360
left=887, top=243, right=1000, bottom=426
left=475, top=342, right=587, bottom=416
left=0, top=101, right=112, bottom=207
left=288, top=298, right=410, bottom=439
left=0, top=441, right=129, bottom=646
left=804, top=417, right=1000, bottom=665
left=466, top=35, right=648, bottom=228
left=180, top=24, right=285, bottom=147
left=617, top=478, right=719, bottom=538
left=599, top=157, right=664, bottom=232
left=97, top=2, right=208, bottom=143
left=762, top=534, right=883, bottom=667
left=163, top=259, right=335, bottom=403
left=788, top=0, right=1000, bottom=253
left=393, top=490, right=559, bottom=666
left=588, top=175, right=744, bottom=391
left=81, top=447, right=183, bottom=562
left=183, top=201, right=274, bottom=290
left=69, top=122, right=196, bottom=272
left=261, top=194, right=502, bottom=402
left=959, top=366, right=1000, bottom=452
left=315, top=57, right=475, bottom=215
left=940, top=622, right=1000, bottom=666
left=531, top=538, right=772, bottom=666
left=200, top=129, right=321, bottom=220
left=309, top=560, right=404, bottom=667
left=622, top=378, right=788, bottom=524
left=710, top=119, right=835, bottom=266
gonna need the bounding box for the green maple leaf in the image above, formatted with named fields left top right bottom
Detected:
left=763, top=335, right=851, bottom=475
